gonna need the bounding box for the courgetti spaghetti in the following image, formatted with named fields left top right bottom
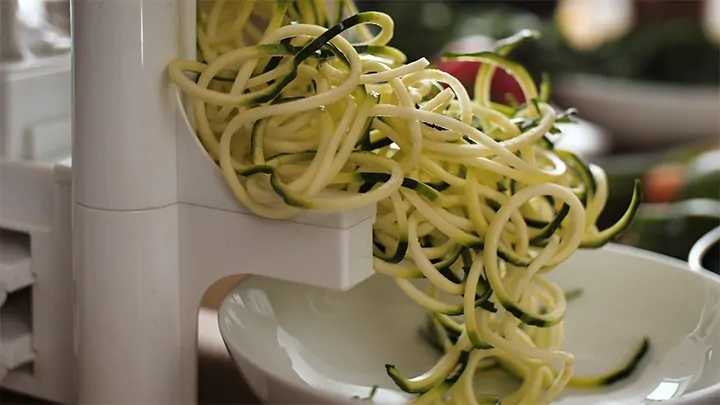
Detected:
left=168, top=1, right=647, bottom=404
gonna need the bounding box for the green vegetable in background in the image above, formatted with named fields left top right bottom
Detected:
left=527, top=20, right=720, bottom=85
left=360, top=2, right=720, bottom=86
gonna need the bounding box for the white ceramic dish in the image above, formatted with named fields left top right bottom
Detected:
left=218, top=245, right=720, bottom=405
left=553, top=74, right=720, bottom=148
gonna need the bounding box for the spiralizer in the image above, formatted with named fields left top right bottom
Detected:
left=72, top=0, right=376, bottom=403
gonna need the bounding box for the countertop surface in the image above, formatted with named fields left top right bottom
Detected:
left=2, top=276, right=260, bottom=405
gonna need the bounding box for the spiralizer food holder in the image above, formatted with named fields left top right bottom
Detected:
left=72, top=0, right=376, bottom=403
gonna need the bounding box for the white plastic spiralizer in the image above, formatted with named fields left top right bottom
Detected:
left=71, top=0, right=376, bottom=403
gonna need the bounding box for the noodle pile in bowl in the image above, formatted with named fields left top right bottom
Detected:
left=169, top=1, right=645, bottom=404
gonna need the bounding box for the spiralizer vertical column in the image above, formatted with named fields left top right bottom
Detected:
left=72, top=0, right=187, bottom=403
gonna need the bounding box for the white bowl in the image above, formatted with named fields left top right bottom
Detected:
left=553, top=74, right=720, bottom=148
left=218, top=245, right=720, bottom=404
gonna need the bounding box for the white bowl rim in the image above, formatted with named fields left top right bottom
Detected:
left=218, top=243, right=720, bottom=404
left=555, top=73, right=720, bottom=95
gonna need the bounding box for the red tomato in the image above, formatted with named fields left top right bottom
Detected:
left=643, top=163, right=687, bottom=203
left=490, top=67, right=525, bottom=105
left=434, top=60, right=481, bottom=89
left=435, top=35, right=526, bottom=105
left=435, top=59, right=526, bottom=105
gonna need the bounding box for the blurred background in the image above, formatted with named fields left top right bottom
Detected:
left=357, top=0, right=720, bottom=271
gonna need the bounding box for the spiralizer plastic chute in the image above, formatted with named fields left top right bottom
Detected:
left=71, top=0, right=376, bottom=403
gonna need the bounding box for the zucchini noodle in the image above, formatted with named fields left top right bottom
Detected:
left=169, top=1, right=647, bottom=404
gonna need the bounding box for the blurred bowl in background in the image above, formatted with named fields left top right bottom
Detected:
left=554, top=73, right=720, bottom=149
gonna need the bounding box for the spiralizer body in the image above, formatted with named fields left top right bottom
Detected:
left=72, top=0, right=375, bottom=403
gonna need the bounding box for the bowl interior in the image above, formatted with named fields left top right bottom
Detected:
left=219, top=246, right=720, bottom=405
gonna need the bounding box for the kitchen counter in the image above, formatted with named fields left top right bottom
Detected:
left=2, top=275, right=260, bottom=405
